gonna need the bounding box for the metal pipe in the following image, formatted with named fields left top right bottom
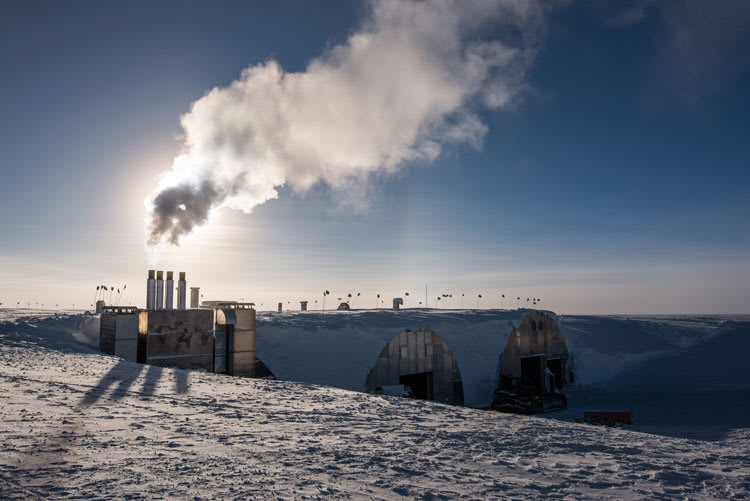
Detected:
left=190, top=287, right=200, bottom=309
left=156, top=271, right=164, bottom=310
left=165, top=271, right=173, bottom=310
left=177, top=272, right=186, bottom=310
left=146, top=270, right=156, bottom=310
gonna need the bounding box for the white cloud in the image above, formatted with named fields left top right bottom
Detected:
left=145, top=0, right=547, bottom=246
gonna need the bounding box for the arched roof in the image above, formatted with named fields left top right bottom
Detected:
left=255, top=309, right=538, bottom=407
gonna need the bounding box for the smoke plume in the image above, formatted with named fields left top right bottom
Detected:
left=145, top=0, right=546, bottom=246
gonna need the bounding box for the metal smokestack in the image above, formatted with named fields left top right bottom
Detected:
left=146, top=270, right=156, bottom=310
left=177, top=272, right=186, bottom=310
left=165, top=271, right=174, bottom=310
left=190, top=287, right=200, bottom=309
left=156, top=271, right=164, bottom=310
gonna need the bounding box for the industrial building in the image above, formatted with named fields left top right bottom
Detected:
left=98, top=273, right=571, bottom=411
left=99, top=271, right=256, bottom=377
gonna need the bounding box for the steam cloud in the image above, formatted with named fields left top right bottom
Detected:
left=145, top=0, right=546, bottom=246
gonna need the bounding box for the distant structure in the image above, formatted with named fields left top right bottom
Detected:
left=95, top=300, right=106, bottom=314
left=337, top=302, right=350, bottom=311
left=300, top=301, right=308, bottom=311
left=392, top=298, right=403, bottom=310
left=278, top=302, right=283, bottom=312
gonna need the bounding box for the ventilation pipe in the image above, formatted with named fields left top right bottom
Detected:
left=146, top=270, right=156, bottom=310
left=393, top=297, right=403, bottom=310
left=190, top=287, right=200, bottom=309
left=165, top=271, right=174, bottom=310
left=300, top=301, right=308, bottom=311
left=278, top=302, right=283, bottom=312
left=177, top=272, right=187, bottom=310
left=156, top=271, right=164, bottom=310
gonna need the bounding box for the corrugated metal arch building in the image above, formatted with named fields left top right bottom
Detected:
left=254, top=309, right=540, bottom=407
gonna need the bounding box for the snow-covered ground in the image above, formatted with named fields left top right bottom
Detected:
left=1, top=310, right=749, bottom=498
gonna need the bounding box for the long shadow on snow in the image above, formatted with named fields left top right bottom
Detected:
left=80, top=359, right=144, bottom=406
left=140, top=364, right=190, bottom=398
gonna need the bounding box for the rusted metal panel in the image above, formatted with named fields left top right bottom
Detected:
left=143, top=309, right=214, bottom=371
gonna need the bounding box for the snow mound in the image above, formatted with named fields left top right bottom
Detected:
left=606, top=321, right=750, bottom=394
left=558, top=315, right=727, bottom=386
left=0, top=310, right=99, bottom=354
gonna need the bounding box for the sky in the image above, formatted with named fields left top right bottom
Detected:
left=0, top=0, right=749, bottom=314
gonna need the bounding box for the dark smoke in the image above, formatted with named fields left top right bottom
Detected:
left=146, top=180, right=224, bottom=246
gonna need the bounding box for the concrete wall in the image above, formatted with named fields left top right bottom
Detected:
left=99, top=313, right=138, bottom=362
left=138, top=309, right=215, bottom=371
left=365, top=329, right=464, bottom=405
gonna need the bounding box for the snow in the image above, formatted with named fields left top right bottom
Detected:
left=1, top=309, right=749, bottom=498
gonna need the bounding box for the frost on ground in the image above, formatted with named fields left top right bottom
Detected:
left=1, top=312, right=749, bottom=499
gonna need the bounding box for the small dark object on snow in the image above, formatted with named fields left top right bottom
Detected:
left=577, top=410, right=634, bottom=427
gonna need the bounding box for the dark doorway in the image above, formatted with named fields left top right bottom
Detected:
left=400, top=372, right=434, bottom=400
left=452, top=380, right=465, bottom=406
left=225, top=325, right=235, bottom=374
left=521, top=355, right=544, bottom=392
left=547, top=358, right=565, bottom=390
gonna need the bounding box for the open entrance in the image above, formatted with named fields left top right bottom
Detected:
left=366, top=329, right=463, bottom=405
left=546, top=358, right=565, bottom=390
left=214, top=324, right=233, bottom=374
left=521, top=355, right=544, bottom=392
left=400, top=371, right=434, bottom=400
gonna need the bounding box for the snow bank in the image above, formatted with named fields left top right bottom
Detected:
left=256, top=309, right=530, bottom=407
left=557, top=315, right=725, bottom=386
left=606, top=320, right=750, bottom=394
left=0, top=310, right=99, bottom=354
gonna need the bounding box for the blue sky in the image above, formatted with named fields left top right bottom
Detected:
left=1, top=0, right=748, bottom=313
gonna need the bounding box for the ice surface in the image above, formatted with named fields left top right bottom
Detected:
left=0, top=309, right=749, bottom=498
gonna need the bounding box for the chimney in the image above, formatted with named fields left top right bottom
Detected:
left=190, top=287, right=200, bottom=309
left=156, top=271, right=164, bottom=310
left=278, top=302, right=283, bottom=312
left=177, top=272, right=187, bottom=310
left=300, top=301, right=308, bottom=311
left=165, top=271, right=174, bottom=310
left=146, top=270, right=156, bottom=310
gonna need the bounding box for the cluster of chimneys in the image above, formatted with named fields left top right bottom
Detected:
left=146, top=270, right=195, bottom=310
